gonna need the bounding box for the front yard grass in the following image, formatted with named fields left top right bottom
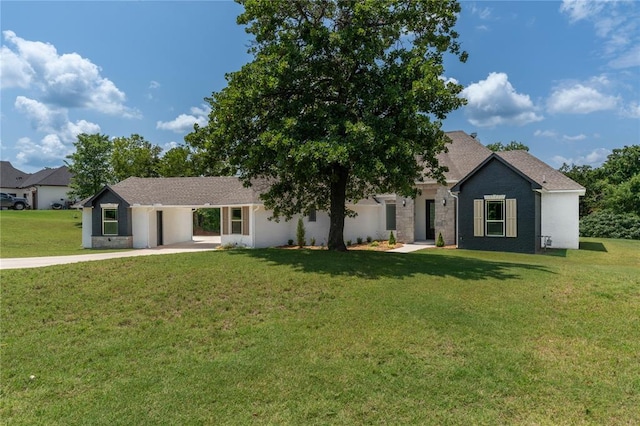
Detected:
left=0, top=210, right=84, bottom=257
left=2, top=238, right=639, bottom=424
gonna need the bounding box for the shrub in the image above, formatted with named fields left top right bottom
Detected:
left=356, top=237, right=363, bottom=245
left=310, top=237, right=316, bottom=246
left=346, top=240, right=352, bottom=246
left=388, top=231, right=396, bottom=246
left=288, top=239, right=294, bottom=246
left=296, top=218, right=306, bottom=247
left=370, top=241, right=379, bottom=247
left=580, top=210, right=640, bottom=240
left=366, top=236, right=372, bottom=243
left=436, top=232, right=445, bottom=247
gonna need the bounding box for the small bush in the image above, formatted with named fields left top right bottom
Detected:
left=296, top=218, right=306, bottom=247
left=366, top=236, right=372, bottom=243
left=310, top=237, right=316, bottom=246
left=346, top=240, right=352, bottom=246
left=370, top=241, right=379, bottom=247
left=288, top=239, right=294, bottom=246
left=580, top=210, right=640, bottom=240
left=356, top=237, right=363, bottom=245
left=436, top=232, right=445, bottom=247
left=388, top=231, right=396, bottom=246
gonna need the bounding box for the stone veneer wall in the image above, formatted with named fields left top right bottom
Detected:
left=91, top=236, right=133, bottom=249
left=395, top=195, right=415, bottom=244
left=435, top=185, right=457, bottom=246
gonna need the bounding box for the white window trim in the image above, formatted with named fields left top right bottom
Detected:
left=102, top=206, right=119, bottom=236
left=230, top=207, right=243, bottom=235
left=485, top=199, right=505, bottom=237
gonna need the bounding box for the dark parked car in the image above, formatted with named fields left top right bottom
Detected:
left=0, top=192, right=30, bottom=210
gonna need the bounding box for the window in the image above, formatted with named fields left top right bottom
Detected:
left=386, top=202, right=396, bottom=230
left=231, top=207, right=242, bottom=234
left=308, top=208, right=316, bottom=222
left=485, top=200, right=505, bottom=236
left=473, top=197, right=517, bottom=238
left=103, top=208, right=118, bottom=235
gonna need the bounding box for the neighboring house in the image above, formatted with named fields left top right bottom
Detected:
left=0, top=161, right=31, bottom=200
left=81, top=131, right=585, bottom=253
left=0, top=162, right=73, bottom=209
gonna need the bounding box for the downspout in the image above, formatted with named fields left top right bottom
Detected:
left=449, top=190, right=459, bottom=248
left=252, top=204, right=260, bottom=248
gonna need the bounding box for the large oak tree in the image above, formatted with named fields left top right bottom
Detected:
left=187, top=0, right=468, bottom=251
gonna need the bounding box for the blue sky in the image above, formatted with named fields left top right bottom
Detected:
left=1, top=0, right=638, bottom=173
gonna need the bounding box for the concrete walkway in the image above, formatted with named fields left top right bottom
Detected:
left=0, top=236, right=220, bottom=270
left=387, top=241, right=436, bottom=253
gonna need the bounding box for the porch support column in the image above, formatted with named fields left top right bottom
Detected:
left=396, top=195, right=415, bottom=244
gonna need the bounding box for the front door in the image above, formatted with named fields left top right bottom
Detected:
left=426, top=200, right=436, bottom=240
left=157, top=211, right=164, bottom=246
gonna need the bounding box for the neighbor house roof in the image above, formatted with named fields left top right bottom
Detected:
left=0, top=161, right=31, bottom=189
left=84, top=176, right=270, bottom=207
left=451, top=151, right=586, bottom=193
left=20, top=166, right=72, bottom=187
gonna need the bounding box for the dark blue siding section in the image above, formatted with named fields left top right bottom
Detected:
left=457, top=158, right=539, bottom=254
left=90, top=190, right=131, bottom=237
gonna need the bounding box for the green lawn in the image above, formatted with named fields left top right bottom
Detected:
left=0, top=210, right=84, bottom=257
left=2, top=238, right=639, bottom=424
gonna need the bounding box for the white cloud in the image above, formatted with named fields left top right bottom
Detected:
left=157, top=105, right=211, bottom=133
left=622, top=101, right=640, bottom=118
left=0, top=45, right=34, bottom=88
left=149, top=81, right=161, bottom=89
left=534, top=129, right=558, bottom=138
left=15, top=135, right=72, bottom=167
left=560, top=0, right=605, bottom=23
left=14, top=96, right=100, bottom=144
left=560, top=0, right=640, bottom=70
left=563, top=134, right=587, bottom=141
left=2, top=30, right=139, bottom=118
left=470, top=3, right=492, bottom=20
left=461, top=72, right=543, bottom=127
left=547, top=78, right=620, bottom=114
left=550, top=147, right=611, bottom=167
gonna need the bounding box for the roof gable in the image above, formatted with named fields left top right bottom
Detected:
left=451, top=151, right=586, bottom=193
left=0, top=161, right=30, bottom=188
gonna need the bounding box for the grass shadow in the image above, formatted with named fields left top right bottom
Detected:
left=579, top=241, right=608, bottom=252
left=540, top=248, right=567, bottom=257
left=229, top=249, right=554, bottom=281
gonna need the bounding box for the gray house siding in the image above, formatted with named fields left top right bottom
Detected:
left=90, top=190, right=132, bottom=237
left=456, top=158, right=539, bottom=254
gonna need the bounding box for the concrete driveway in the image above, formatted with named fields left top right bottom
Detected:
left=0, top=236, right=220, bottom=270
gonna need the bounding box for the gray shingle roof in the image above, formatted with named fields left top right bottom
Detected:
left=101, top=176, right=270, bottom=206
left=0, top=161, right=30, bottom=188
left=20, top=166, right=72, bottom=187
left=421, top=131, right=493, bottom=183
left=496, top=151, right=585, bottom=191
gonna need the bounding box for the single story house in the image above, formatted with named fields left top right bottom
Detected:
left=81, top=131, right=585, bottom=253
left=0, top=161, right=73, bottom=209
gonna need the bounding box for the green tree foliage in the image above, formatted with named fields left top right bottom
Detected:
left=111, top=134, right=162, bottom=181
left=65, top=133, right=114, bottom=200
left=157, top=146, right=196, bottom=177
left=600, top=145, right=640, bottom=185
left=188, top=0, right=467, bottom=251
left=559, top=163, right=604, bottom=217
left=561, top=145, right=640, bottom=239
left=486, top=141, right=529, bottom=152
left=579, top=210, right=640, bottom=240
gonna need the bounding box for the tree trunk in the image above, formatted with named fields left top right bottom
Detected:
left=327, top=165, right=348, bottom=251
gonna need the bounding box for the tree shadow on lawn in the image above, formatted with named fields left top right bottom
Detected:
left=228, top=249, right=554, bottom=281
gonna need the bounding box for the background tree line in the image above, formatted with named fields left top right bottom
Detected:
left=65, top=133, right=218, bottom=200
left=560, top=145, right=640, bottom=240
